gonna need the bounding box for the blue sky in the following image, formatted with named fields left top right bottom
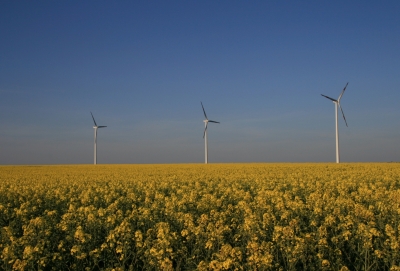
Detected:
left=1, top=1, right=399, bottom=164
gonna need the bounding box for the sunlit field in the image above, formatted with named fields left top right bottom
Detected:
left=1, top=163, right=399, bottom=270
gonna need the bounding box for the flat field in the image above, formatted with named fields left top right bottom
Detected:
left=0, top=163, right=399, bottom=270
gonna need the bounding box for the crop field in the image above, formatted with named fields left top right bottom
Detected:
left=0, top=163, right=400, bottom=271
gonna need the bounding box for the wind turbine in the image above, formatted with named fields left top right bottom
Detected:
left=91, top=112, right=107, bottom=165
left=321, top=83, right=348, bottom=163
left=201, top=102, right=220, bottom=164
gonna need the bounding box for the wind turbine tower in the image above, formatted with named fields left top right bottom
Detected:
left=201, top=102, right=220, bottom=164
left=321, top=83, right=349, bottom=163
left=91, top=112, right=107, bottom=165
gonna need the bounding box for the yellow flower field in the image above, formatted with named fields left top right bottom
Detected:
left=0, top=163, right=399, bottom=270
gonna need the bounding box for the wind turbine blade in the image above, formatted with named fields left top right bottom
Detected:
left=208, top=120, right=220, bottom=123
left=321, top=94, right=337, bottom=102
left=203, top=123, right=208, bottom=138
left=90, top=112, right=97, bottom=126
left=339, top=104, right=348, bottom=127
left=201, top=102, right=208, bottom=120
left=98, top=126, right=107, bottom=128
left=338, top=82, right=348, bottom=102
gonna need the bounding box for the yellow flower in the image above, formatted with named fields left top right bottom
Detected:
left=322, top=259, right=330, bottom=267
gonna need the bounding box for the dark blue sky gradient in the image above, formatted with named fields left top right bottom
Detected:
left=1, top=1, right=399, bottom=164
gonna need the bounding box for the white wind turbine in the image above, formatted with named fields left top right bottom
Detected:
left=321, top=82, right=349, bottom=163
left=91, top=112, right=107, bottom=165
left=201, top=102, right=220, bottom=164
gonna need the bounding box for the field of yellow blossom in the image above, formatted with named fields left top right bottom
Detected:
left=1, top=163, right=400, bottom=270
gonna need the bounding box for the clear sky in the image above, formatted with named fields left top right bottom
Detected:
left=1, top=1, right=399, bottom=164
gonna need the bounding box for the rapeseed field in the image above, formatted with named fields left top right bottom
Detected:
left=0, top=163, right=399, bottom=270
